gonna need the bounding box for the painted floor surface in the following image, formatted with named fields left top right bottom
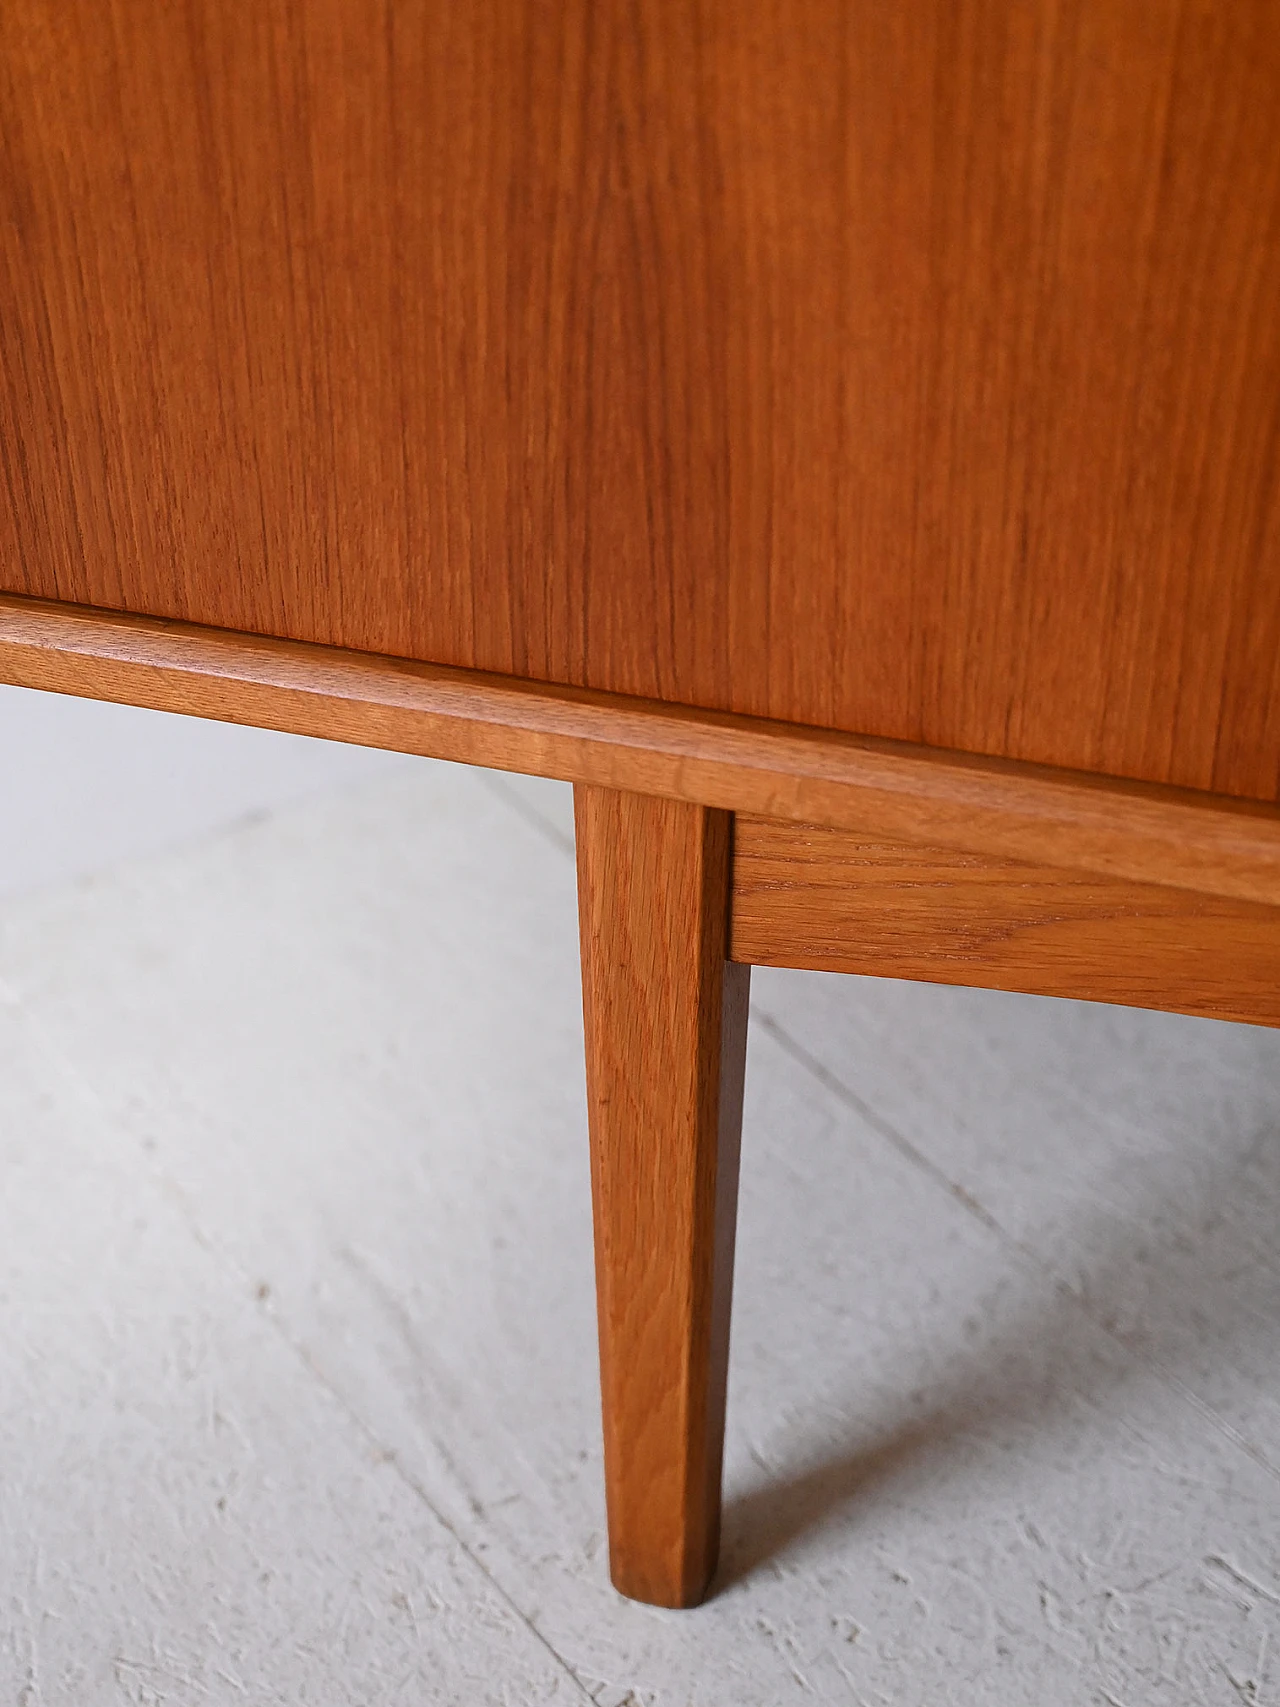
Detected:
left=2, top=743, right=1280, bottom=1705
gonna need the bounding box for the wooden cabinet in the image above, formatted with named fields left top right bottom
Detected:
left=4, top=1, right=1279, bottom=1606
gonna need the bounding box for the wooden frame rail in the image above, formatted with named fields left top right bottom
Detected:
left=731, top=816, right=1280, bottom=1030
left=5, top=594, right=1280, bottom=911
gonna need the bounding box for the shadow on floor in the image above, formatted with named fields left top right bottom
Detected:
left=716, top=1008, right=1280, bottom=1594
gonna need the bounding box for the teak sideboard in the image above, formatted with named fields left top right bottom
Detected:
left=3, top=2, right=1279, bottom=1608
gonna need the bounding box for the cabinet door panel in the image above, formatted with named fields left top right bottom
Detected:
left=3, top=2, right=1278, bottom=797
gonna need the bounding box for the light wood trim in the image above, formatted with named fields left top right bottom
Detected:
left=730, top=816, right=1280, bottom=1029
left=5, top=593, right=1280, bottom=907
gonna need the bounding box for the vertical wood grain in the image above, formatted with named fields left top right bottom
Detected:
left=3, top=1, right=1279, bottom=799
left=574, top=785, right=749, bottom=1607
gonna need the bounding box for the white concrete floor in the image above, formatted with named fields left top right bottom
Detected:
left=2, top=685, right=1280, bottom=1705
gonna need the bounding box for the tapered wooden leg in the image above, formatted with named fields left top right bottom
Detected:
left=574, top=785, right=750, bottom=1608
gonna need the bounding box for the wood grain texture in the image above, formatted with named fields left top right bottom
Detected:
left=574, top=786, right=749, bottom=1607
left=3, top=2, right=1279, bottom=798
left=7, top=593, right=1280, bottom=909
left=731, top=816, right=1280, bottom=1029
